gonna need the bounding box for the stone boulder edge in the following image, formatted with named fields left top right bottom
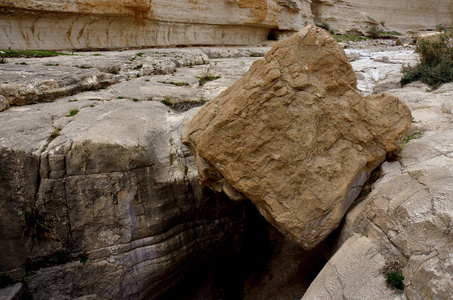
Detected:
left=182, top=25, right=412, bottom=250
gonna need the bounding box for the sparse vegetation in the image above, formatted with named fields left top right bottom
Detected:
left=402, top=131, right=423, bottom=146
left=0, top=57, right=7, bottom=64
left=132, top=98, right=139, bottom=102
left=16, top=62, right=27, bottom=65
left=198, top=74, right=221, bottom=85
left=107, top=66, right=120, bottom=74
left=135, top=73, right=141, bottom=78
left=383, top=261, right=405, bottom=291
left=401, top=31, right=453, bottom=86
left=316, top=22, right=333, bottom=34
left=378, top=31, right=402, bottom=36
left=161, top=97, right=174, bottom=107
left=91, top=53, right=102, bottom=56
left=332, top=34, right=369, bottom=43
left=386, top=270, right=405, bottom=291
left=74, top=65, right=91, bottom=69
left=136, top=52, right=145, bottom=57
left=117, top=96, right=124, bottom=99
left=184, top=165, right=189, bottom=176
left=41, top=126, right=62, bottom=152
left=45, top=63, right=60, bottom=66
left=157, top=81, right=189, bottom=86
left=68, top=99, right=78, bottom=102
left=134, top=64, right=143, bottom=70
left=66, top=108, right=79, bottom=117
left=169, top=152, right=174, bottom=165
left=0, top=49, right=70, bottom=58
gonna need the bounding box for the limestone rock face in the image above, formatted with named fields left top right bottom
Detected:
left=183, top=25, right=412, bottom=250
left=0, top=0, right=313, bottom=50
left=0, top=100, right=245, bottom=299
left=311, top=0, right=380, bottom=36
left=347, top=0, right=453, bottom=33
left=305, top=83, right=453, bottom=299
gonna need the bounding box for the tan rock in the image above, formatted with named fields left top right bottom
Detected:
left=183, top=25, right=412, bottom=250
left=0, top=0, right=313, bottom=50
left=311, top=0, right=381, bottom=36
left=346, top=0, right=453, bottom=33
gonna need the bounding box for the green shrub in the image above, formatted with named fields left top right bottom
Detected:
left=386, top=270, right=405, bottom=291
left=198, top=75, right=221, bottom=85
left=66, top=108, right=79, bottom=117
left=401, top=32, right=453, bottom=86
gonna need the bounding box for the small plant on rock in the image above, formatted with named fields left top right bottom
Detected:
left=383, top=261, right=405, bottom=292
left=66, top=108, right=79, bottom=117
left=386, top=270, right=405, bottom=291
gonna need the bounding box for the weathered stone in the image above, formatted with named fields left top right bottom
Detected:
left=308, top=83, right=453, bottom=299
left=346, top=0, right=453, bottom=33
left=0, top=96, right=7, bottom=112
left=311, top=0, right=382, bottom=36
left=0, top=0, right=313, bottom=50
left=0, top=283, right=23, bottom=300
left=396, top=35, right=414, bottom=46
left=301, top=234, right=404, bottom=300
left=0, top=99, right=245, bottom=299
left=183, top=25, right=412, bottom=250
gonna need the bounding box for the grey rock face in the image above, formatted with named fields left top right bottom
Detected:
left=0, top=283, right=23, bottom=300
left=0, top=99, right=245, bottom=299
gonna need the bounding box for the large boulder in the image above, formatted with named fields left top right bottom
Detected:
left=183, top=25, right=412, bottom=250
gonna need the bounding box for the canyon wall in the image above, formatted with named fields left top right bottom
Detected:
left=1, top=0, right=453, bottom=50
left=0, top=0, right=313, bottom=50
left=347, top=0, right=453, bottom=32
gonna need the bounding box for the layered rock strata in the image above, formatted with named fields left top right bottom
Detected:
left=311, top=0, right=381, bottom=36
left=347, top=0, right=453, bottom=33
left=0, top=0, right=313, bottom=50
left=0, top=99, right=245, bottom=299
left=183, top=25, right=412, bottom=250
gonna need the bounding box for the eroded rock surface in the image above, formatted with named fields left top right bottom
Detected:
left=183, top=25, right=412, bottom=250
left=0, top=99, right=245, bottom=299
left=0, top=0, right=313, bottom=50
left=304, top=82, right=453, bottom=299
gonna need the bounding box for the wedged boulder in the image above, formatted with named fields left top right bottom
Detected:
left=182, top=25, right=412, bottom=250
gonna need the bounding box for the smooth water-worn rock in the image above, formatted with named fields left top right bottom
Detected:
left=0, top=99, right=245, bottom=299
left=183, top=25, right=412, bottom=250
left=305, top=83, right=453, bottom=299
